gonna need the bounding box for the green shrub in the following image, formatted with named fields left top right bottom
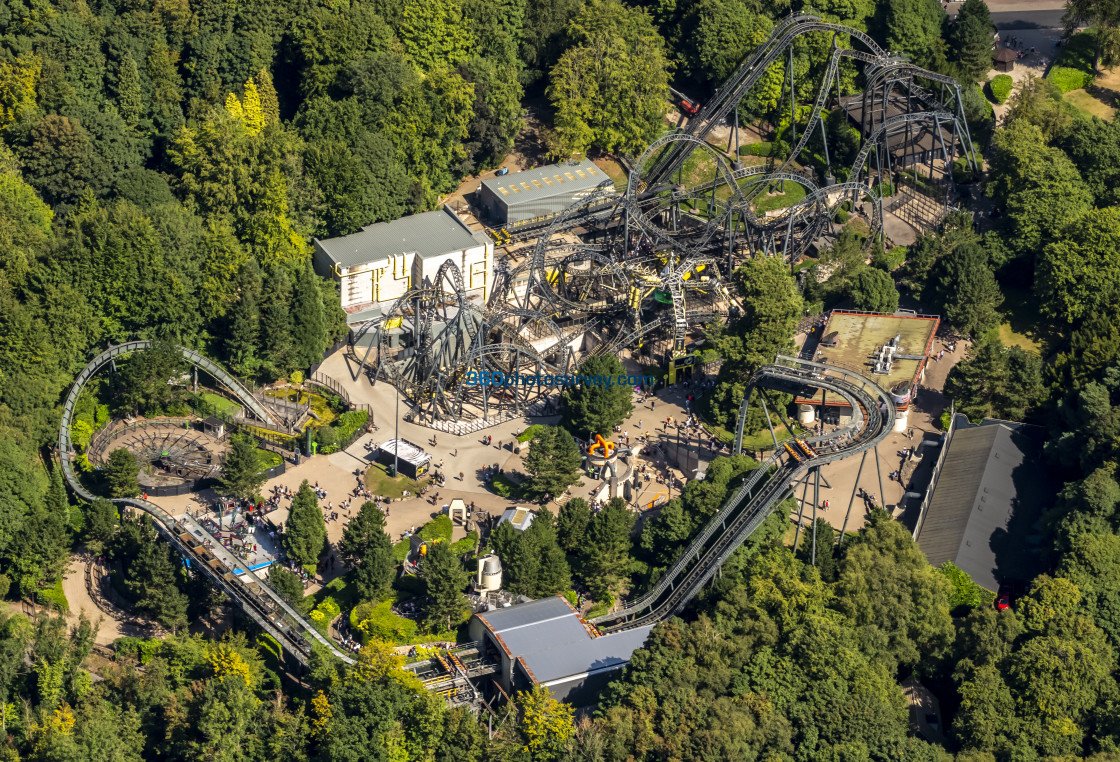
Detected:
left=988, top=74, right=1013, bottom=104
left=35, top=578, right=68, bottom=614
left=336, top=410, right=368, bottom=442
left=449, top=531, right=479, bottom=556
left=951, top=157, right=974, bottom=185
left=350, top=597, right=418, bottom=644
left=740, top=141, right=773, bottom=157
left=872, top=246, right=907, bottom=272
left=833, top=208, right=850, bottom=224
left=308, top=596, right=341, bottom=636
left=491, top=473, right=520, bottom=498
left=938, top=411, right=953, bottom=430
left=872, top=182, right=895, bottom=198
left=393, top=538, right=410, bottom=563
left=255, top=448, right=282, bottom=472
left=112, top=636, right=144, bottom=661
left=315, top=426, right=338, bottom=447
left=517, top=424, right=544, bottom=443
left=418, top=515, right=453, bottom=544
left=1046, top=66, right=1093, bottom=93
left=939, top=561, right=992, bottom=610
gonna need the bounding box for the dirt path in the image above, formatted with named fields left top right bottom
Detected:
left=60, top=553, right=164, bottom=646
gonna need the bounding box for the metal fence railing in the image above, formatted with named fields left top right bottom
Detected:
left=911, top=402, right=954, bottom=541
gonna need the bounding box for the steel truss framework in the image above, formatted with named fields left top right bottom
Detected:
left=350, top=15, right=973, bottom=424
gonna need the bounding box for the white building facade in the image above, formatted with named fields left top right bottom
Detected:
left=313, top=207, right=493, bottom=320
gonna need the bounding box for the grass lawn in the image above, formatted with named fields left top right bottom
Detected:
left=199, top=392, right=238, bottom=415
left=365, top=462, right=425, bottom=499
left=592, top=156, right=628, bottom=191
left=843, top=217, right=871, bottom=238
left=998, top=282, right=1055, bottom=356
left=753, top=181, right=808, bottom=214
left=1065, top=88, right=1117, bottom=120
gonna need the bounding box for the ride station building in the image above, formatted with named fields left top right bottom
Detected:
left=798, top=310, right=939, bottom=433
left=312, top=207, right=493, bottom=325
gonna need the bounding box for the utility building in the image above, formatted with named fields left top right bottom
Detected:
left=312, top=207, right=493, bottom=321
left=469, top=596, right=652, bottom=705
left=477, top=160, right=608, bottom=227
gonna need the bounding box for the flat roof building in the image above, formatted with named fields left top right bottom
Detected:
left=312, top=207, right=493, bottom=322
left=800, top=310, right=938, bottom=431
left=375, top=438, right=432, bottom=479
left=497, top=507, right=535, bottom=532
left=913, top=417, right=1052, bottom=593
left=469, top=596, right=653, bottom=705
left=477, top=160, right=608, bottom=227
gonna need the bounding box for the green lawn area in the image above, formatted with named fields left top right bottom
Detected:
left=707, top=415, right=804, bottom=450
left=753, top=181, right=808, bottom=214
left=998, top=283, right=1054, bottom=356
left=199, top=392, right=238, bottom=415
left=594, top=157, right=628, bottom=191
left=1064, top=88, right=1116, bottom=120
left=364, top=462, right=425, bottom=499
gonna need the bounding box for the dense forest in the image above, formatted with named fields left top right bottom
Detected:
left=2, top=0, right=1120, bottom=759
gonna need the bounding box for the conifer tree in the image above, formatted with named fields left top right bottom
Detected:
left=242, top=79, right=265, bottom=135
left=117, top=53, right=143, bottom=126
left=255, top=68, right=280, bottom=126
left=225, top=261, right=262, bottom=378
left=422, top=540, right=469, bottom=632
left=291, top=264, right=327, bottom=371
left=526, top=508, right=571, bottom=595
left=259, top=264, right=295, bottom=377
left=283, top=481, right=326, bottom=567
left=338, top=502, right=395, bottom=600
left=218, top=434, right=266, bottom=501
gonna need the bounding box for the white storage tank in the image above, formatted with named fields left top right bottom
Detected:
left=798, top=404, right=815, bottom=426
left=476, top=554, right=502, bottom=592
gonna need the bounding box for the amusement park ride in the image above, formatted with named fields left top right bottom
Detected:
left=349, top=15, right=974, bottom=429
left=54, top=16, right=971, bottom=685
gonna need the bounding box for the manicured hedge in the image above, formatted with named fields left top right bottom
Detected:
left=1046, top=66, right=1093, bottom=93
left=988, top=74, right=1013, bottom=104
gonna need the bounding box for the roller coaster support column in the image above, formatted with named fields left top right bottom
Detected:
left=792, top=470, right=813, bottom=550
left=759, top=394, right=780, bottom=452
left=820, top=115, right=833, bottom=180
left=812, top=465, right=821, bottom=566
left=875, top=443, right=887, bottom=512
left=838, top=449, right=868, bottom=547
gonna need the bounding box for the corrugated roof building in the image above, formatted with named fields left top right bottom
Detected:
left=477, top=160, right=609, bottom=227
left=914, top=417, right=1052, bottom=593
left=312, top=207, right=493, bottom=320
left=468, top=596, right=653, bottom=705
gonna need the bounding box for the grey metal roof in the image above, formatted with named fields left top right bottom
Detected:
left=916, top=422, right=1048, bottom=592
left=313, top=207, right=488, bottom=270
left=480, top=160, right=605, bottom=208
left=477, top=597, right=653, bottom=684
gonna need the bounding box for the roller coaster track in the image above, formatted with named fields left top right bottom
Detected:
left=644, top=15, right=885, bottom=186
left=57, top=342, right=356, bottom=667
left=592, top=355, right=895, bottom=632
